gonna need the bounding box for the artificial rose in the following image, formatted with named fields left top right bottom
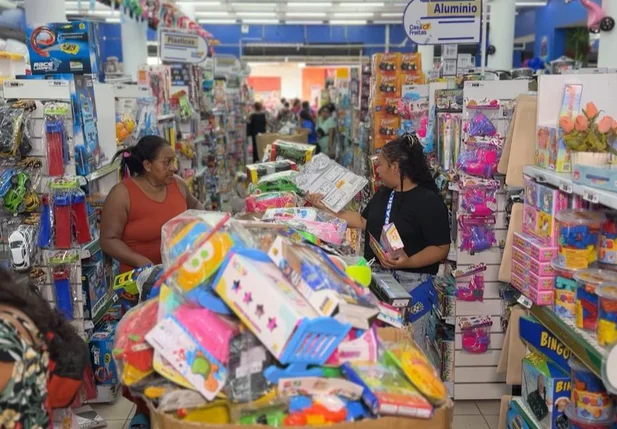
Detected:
left=574, top=114, right=589, bottom=132
left=598, top=116, right=614, bottom=134
left=585, top=102, right=599, bottom=119
left=559, top=116, right=575, bottom=133
left=612, top=119, right=617, bottom=131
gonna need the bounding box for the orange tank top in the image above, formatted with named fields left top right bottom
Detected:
left=120, top=178, right=187, bottom=273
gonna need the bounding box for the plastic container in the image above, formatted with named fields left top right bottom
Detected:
left=556, top=210, right=606, bottom=270
left=574, top=269, right=617, bottom=331
left=569, top=357, right=613, bottom=422
left=595, top=283, right=617, bottom=347
left=599, top=211, right=617, bottom=266
left=552, top=258, right=578, bottom=319
left=565, top=403, right=613, bottom=429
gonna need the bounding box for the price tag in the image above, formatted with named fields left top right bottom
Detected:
left=48, top=81, right=68, bottom=87
left=536, top=174, right=547, bottom=183
left=517, top=294, right=533, bottom=309
left=583, top=189, right=600, bottom=204
left=115, top=84, right=126, bottom=91
left=4, top=81, right=23, bottom=88
left=559, top=181, right=573, bottom=194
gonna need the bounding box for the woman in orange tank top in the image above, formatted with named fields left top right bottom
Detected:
left=100, top=136, right=202, bottom=429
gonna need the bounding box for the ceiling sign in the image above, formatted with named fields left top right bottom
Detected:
left=159, top=29, right=209, bottom=64
left=403, top=0, right=482, bottom=45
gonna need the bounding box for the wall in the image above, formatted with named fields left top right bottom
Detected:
left=249, top=63, right=303, bottom=100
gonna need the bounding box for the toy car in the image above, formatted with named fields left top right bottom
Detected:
left=60, top=42, right=79, bottom=55
left=23, top=191, right=40, bottom=212
left=9, top=228, right=31, bottom=271
left=4, top=172, right=31, bottom=213
left=0, top=168, right=16, bottom=202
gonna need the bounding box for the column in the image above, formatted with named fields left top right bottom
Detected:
left=598, top=0, right=617, bottom=68
left=418, top=45, right=434, bottom=74
left=121, top=18, right=148, bottom=81
left=24, top=0, right=65, bottom=25
left=486, top=0, right=516, bottom=70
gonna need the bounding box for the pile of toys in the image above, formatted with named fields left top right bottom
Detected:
left=111, top=211, right=449, bottom=425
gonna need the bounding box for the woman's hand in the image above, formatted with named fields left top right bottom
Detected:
left=305, top=192, right=327, bottom=210
left=378, top=253, right=413, bottom=270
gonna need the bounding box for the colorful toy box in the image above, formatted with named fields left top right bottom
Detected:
left=512, top=260, right=555, bottom=291
left=513, top=232, right=559, bottom=262
left=27, top=21, right=101, bottom=75
left=535, top=126, right=572, bottom=173
left=380, top=223, right=405, bottom=258
left=523, top=179, right=569, bottom=246
left=522, top=352, right=570, bottom=429
left=82, top=261, right=110, bottom=322
left=372, top=52, right=401, bottom=75
left=513, top=247, right=555, bottom=277
left=511, top=272, right=554, bottom=306
left=507, top=399, right=534, bottom=429
left=518, top=316, right=571, bottom=372
left=89, top=322, right=118, bottom=386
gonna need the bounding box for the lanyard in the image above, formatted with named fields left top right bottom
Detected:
left=384, top=191, right=395, bottom=226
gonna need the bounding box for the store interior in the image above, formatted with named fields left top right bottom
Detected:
left=2, top=1, right=617, bottom=429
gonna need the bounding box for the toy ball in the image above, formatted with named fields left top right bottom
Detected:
left=346, top=265, right=372, bottom=288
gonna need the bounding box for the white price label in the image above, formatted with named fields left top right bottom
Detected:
left=517, top=294, right=533, bottom=309
left=49, top=81, right=69, bottom=87
left=583, top=189, right=600, bottom=204
left=559, top=181, right=573, bottom=194
left=116, top=85, right=126, bottom=90
left=4, top=81, right=23, bottom=88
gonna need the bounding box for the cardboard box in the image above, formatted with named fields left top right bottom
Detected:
left=370, top=272, right=410, bottom=308
left=82, top=261, right=109, bottom=322
left=518, top=316, right=570, bottom=372
left=256, top=131, right=308, bottom=162
left=89, top=322, right=117, bottom=386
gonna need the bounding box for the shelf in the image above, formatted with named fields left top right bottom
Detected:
left=530, top=305, right=605, bottom=378
left=510, top=397, right=541, bottom=429
left=523, top=165, right=617, bottom=209
left=80, top=237, right=101, bottom=260
left=86, top=161, right=120, bottom=182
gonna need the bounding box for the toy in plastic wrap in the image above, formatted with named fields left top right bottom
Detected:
left=569, top=356, right=613, bottom=421
left=326, top=327, right=379, bottom=367
left=458, top=214, right=496, bottom=253
left=112, top=266, right=162, bottom=312
left=383, top=342, right=448, bottom=406
left=0, top=101, right=35, bottom=159
left=113, top=299, right=158, bottom=386
left=556, top=210, right=605, bottom=270
left=251, top=170, right=302, bottom=195
left=565, top=403, right=613, bottom=429
left=599, top=211, right=617, bottom=266
left=8, top=224, right=35, bottom=272
left=341, top=361, right=433, bottom=418
left=457, top=138, right=502, bottom=179
left=116, top=114, right=136, bottom=146
left=268, top=140, right=316, bottom=165
left=44, top=102, right=71, bottom=177
left=458, top=315, right=492, bottom=353
left=552, top=258, right=578, bottom=319
left=466, top=111, right=497, bottom=137
left=453, top=263, right=487, bottom=302
left=459, top=177, right=499, bottom=216
left=263, top=207, right=348, bottom=246
left=595, top=283, right=617, bottom=347
left=245, top=192, right=298, bottom=213
left=574, top=269, right=617, bottom=331
left=246, top=160, right=297, bottom=184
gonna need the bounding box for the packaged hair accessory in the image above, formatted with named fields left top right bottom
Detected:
left=459, top=177, right=499, bottom=216
left=458, top=215, right=496, bottom=253
left=466, top=111, right=497, bottom=137
left=457, top=315, right=492, bottom=354
left=457, top=138, right=502, bottom=179
left=453, top=263, right=487, bottom=302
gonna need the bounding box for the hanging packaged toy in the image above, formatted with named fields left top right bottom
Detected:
left=46, top=250, right=79, bottom=322
left=458, top=315, right=492, bottom=353
left=172, top=90, right=196, bottom=120
left=458, top=214, right=496, bottom=253
left=452, top=263, right=487, bottom=302
left=457, top=137, right=502, bottom=179
left=0, top=100, right=35, bottom=159
left=8, top=224, right=36, bottom=272
left=44, top=102, right=71, bottom=177
left=49, top=178, right=93, bottom=249
left=459, top=177, right=499, bottom=216
left=116, top=113, right=136, bottom=146
left=245, top=192, right=298, bottom=213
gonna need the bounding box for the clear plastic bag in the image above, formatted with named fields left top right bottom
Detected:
left=262, top=207, right=348, bottom=245
left=245, top=191, right=299, bottom=213
left=457, top=138, right=502, bottom=179
left=458, top=214, right=496, bottom=253
left=459, top=177, right=499, bottom=216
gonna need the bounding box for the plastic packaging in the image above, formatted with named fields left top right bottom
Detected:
left=268, top=140, right=316, bottom=165
left=569, top=356, right=613, bottom=421
left=466, top=111, right=497, bottom=137
left=552, top=258, right=578, bottom=319
left=565, top=404, right=613, bottom=429
left=556, top=210, right=606, bottom=269
left=0, top=100, right=34, bottom=158
left=458, top=215, right=496, bottom=253
left=595, top=283, right=617, bottom=347
left=245, top=192, right=298, bottom=213
left=599, top=211, right=617, bottom=266
left=456, top=139, right=502, bottom=179
left=44, top=102, right=70, bottom=177
left=574, top=269, right=617, bottom=331
left=251, top=170, right=302, bottom=195
left=457, top=316, right=492, bottom=354
left=459, top=177, right=499, bottom=216
left=262, top=207, right=348, bottom=245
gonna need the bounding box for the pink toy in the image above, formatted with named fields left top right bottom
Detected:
left=457, top=139, right=502, bottom=179
left=458, top=214, right=496, bottom=253
left=459, top=177, right=499, bottom=216
left=458, top=316, right=492, bottom=354
left=512, top=247, right=555, bottom=277
left=245, top=192, right=298, bottom=213
left=523, top=180, right=569, bottom=246
left=453, top=263, right=487, bottom=302
left=511, top=260, right=555, bottom=291
left=580, top=0, right=614, bottom=33
left=513, top=232, right=558, bottom=262
left=511, top=273, right=554, bottom=306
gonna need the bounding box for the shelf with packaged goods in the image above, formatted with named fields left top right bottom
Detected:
left=510, top=397, right=541, bottom=429
left=523, top=165, right=617, bottom=209
left=529, top=305, right=605, bottom=378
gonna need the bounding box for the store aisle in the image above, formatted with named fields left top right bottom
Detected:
left=90, top=398, right=501, bottom=429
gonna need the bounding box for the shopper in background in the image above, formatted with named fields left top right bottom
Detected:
left=301, top=100, right=316, bottom=119
left=291, top=98, right=302, bottom=116
left=298, top=109, right=318, bottom=145
left=277, top=101, right=293, bottom=124
left=248, top=102, right=268, bottom=162
left=0, top=269, right=88, bottom=429
left=101, top=135, right=203, bottom=429
left=317, top=105, right=337, bottom=156
left=306, top=134, right=450, bottom=345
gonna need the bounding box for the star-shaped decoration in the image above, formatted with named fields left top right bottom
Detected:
left=243, top=292, right=253, bottom=305
left=255, top=304, right=264, bottom=318
left=232, top=280, right=241, bottom=293
left=267, top=317, right=278, bottom=332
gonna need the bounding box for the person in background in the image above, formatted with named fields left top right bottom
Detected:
left=317, top=105, right=337, bottom=156
left=247, top=102, right=268, bottom=162
left=277, top=101, right=292, bottom=124
left=298, top=109, right=318, bottom=145
left=0, top=269, right=88, bottom=429
left=291, top=98, right=302, bottom=116
left=306, top=134, right=450, bottom=345
left=101, top=135, right=203, bottom=429
left=301, top=100, right=316, bottom=119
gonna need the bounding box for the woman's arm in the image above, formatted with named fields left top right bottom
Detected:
left=100, top=184, right=153, bottom=268
left=175, top=176, right=204, bottom=210
left=381, top=244, right=450, bottom=270
left=305, top=193, right=366, bottom=230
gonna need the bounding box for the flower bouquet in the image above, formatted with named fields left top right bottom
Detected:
left=559, top=102, right=617, bottom=168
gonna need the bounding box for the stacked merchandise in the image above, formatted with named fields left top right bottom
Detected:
left=111, top=157, right=453, bottom=426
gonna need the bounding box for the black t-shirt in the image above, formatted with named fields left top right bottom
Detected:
left=361, top=186, right=450, bottom=274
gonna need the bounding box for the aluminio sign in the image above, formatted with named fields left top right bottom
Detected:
left=159, top=30, right=209, bottom=64
left=403, top=0, right=482, bottom=45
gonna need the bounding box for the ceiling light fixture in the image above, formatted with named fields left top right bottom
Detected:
left=105, top=18, right=121, bottom=23
left=285, top=20, right=326, bottom=24
left=236, top=12, right=277, bottom=17
left=233, top=2, right=278, bottom=7
left=175, top=1, right=221, bottom=5
left=333, top=12, right=373, bottom=17
left=195, top=11, right=230, bottom=17
left=381, top=12, right=402, bottom=17
left=286, top=12, right=327, bottom=17
left=242, top=19, right=280, bottom=24
left=330, top=19, right=367, bottom=24
left=374, top=20, right=401, bottom=24
left=198, top=18, right=238, bottom=23
left=515, top=1, right=547, bottom=5
left=339, top=2, right=384, bottom=7
left=287, top=2, right=333, bottom=7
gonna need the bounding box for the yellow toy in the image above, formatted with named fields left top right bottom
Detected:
left=60, top=43, right=79, bottom=55
left=116, top=115, right=136, bottom=145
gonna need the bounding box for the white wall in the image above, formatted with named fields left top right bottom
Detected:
left=249, top=63, right=303, bottom=100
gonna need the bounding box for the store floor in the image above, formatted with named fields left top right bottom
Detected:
left=91, top=398, right=501, bottom=429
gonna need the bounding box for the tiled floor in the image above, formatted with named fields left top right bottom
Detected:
left=93, top=398, right=502, bottom=428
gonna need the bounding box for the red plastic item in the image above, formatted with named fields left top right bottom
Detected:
left=71, top=193, right=92, bottom=244
left=54, top=194, right=72, bottom=249
left=284, top=404, right=347, bottom=427
left=46, top=120, right=65, bottom=177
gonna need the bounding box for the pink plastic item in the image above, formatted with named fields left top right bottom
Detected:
left=458, top=316, right=492, bottom=354
left=581, top=0, right=614, bottom=33
left=245, top=192, right=297, bottom=213
left=457, top=141, right=501, bottom=179
left=459, top=177, right=499, bottom=217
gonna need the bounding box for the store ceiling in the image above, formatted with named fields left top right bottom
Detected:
left=60, top=0, right=547, bottom=25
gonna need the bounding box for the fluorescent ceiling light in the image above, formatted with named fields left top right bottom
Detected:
left=381, top=12, right=402, bottom=17
left=67, top=10, right=117, bottom=16
left=515, top=1, right=547, bottom=5
left=176, top=1, right=220, bottom=5
left=286, top=12, right=327, bottom=17
left=236, top=12, right=277, bottom=16
left=195, top=11, right=230, bottom=16
left=233, top=3, right=278, bottom=7
left=287, top=2, right=333, bottom=7
left=285, top=20, right=325, bottom=24
left=339, top=2, right=384, bottom=7
left=333, top=12, right=373, bottom=17
left=330, top=20, right=367, bottom=24
left=374, top=20, right=401, bottom=24
left=105, top=18, right=121, bottom=23
left=242, top=19, right=280, bottom=24
left=199, top=19, right=238, bottom=23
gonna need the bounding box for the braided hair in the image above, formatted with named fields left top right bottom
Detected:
left=113, top=135, right=168, bottom=177
left=381, top=133, right=438, bottom=193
